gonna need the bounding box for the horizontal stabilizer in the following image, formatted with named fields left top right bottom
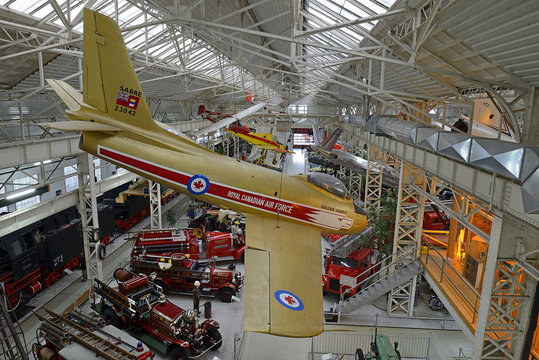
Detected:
left=46, top=79, right=84, bottom=111
left=42, top=121, right=122, bottom=132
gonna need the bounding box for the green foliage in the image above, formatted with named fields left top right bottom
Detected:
left=166, top=209, right=177, bottom=227
left=366, top=189, right=398, bottom=258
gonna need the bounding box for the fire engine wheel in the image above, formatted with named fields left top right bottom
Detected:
left=155, top=280, right=169, bottom=295
left=355, top=348, right=365, bottom=360
left=167, top=346, right=189, bottom=360
left=217, top=287, right=234, bottom=303
left=103, top=307, right=123, bottom=329
left=207, top=327, right=222, bottom=350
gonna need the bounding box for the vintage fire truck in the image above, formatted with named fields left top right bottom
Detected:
left=323, top=248, right=375, bottom=296
left=130, top=252, right=243, bottom=302
left=92, top=268, right=222, bottom=360
left=33, top=307, right=154, bottom=360
left=131, top=227, right=246, bottom=262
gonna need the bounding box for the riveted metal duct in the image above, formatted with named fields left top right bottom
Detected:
left=364, top=116, right=539, bottom=214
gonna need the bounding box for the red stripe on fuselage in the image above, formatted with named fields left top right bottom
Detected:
left=98, top=146, right=351, bottom=230
left=228, top=128, right=281, bottom=148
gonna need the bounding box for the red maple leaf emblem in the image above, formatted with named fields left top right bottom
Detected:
left=284, top=295, right=296, bottom=305
left=193, top=180, right=204, bottom=190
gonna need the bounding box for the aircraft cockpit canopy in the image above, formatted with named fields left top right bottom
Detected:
left=307, top=173, right=350, bottom=200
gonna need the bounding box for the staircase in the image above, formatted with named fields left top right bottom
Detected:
left=340, top=260, right=423, bottom=313
left=336, top=245, right=423, bottom=313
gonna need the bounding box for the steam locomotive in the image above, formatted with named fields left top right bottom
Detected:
left=0, top=182, right=177, bottom=312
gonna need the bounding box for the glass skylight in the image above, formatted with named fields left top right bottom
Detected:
left=1, top=0, right=278, bottom=100
left=301, top=0, right=395, bottom=95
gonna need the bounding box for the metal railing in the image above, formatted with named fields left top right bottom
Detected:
left=338, top=245, right=418, bottom=312
left=422, top=241, right=481, bottom=325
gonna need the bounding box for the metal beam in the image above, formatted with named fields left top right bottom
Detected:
left=344, top=124, right=539, bottom=229
left=297, top=9, right=407, bottom=38
left=0, top=171, right=137, bottom=237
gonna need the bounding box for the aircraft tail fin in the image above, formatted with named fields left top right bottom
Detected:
left=312, top=126, right=323, bottom=146
left=321, top=128, right=342, bottom=150
left=198, top=105, right=206, bottom=115
left=246, top=92, right=254, bottom=103
left=82, top=9, right=157, bottom=130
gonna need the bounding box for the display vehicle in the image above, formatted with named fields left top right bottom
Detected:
left=323, top=248, right=375, bottom=296
left=130, top=227, right=246, bottom=263
left=33, top=307, right=154, bottom=360
left=92, top=268, right=221, bottom=360
left=130, top=253, right=243, bottom=302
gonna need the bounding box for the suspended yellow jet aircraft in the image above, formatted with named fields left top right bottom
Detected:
left=197, top=105, right=294, bottom=155
left=44, top=9, right=367, bottom=338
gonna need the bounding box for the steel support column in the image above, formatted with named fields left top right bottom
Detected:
left=336, top=164, right=346, bottom=182
left=149, top=180, right=162, bottom=229
left=472, top=214, right=534, bottom=359
left=365, top=144, right=383, bottom=209
left=347, top=146, right=364, bottom=202
left=388, top=162, right=425, bottom=316
left=233, top=136, right=240, bottom=160
left=0, top=285, right=28, bottom=360
left=77, top=153, right=103, bottom=283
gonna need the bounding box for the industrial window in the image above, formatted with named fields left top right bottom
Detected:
left=64, top=165, right=78, bottom=192
left=0, top=187, right=6, bottom=213
left=94, top=158, right=102, bottom=181
left=14, top=176, right=40, bottom=211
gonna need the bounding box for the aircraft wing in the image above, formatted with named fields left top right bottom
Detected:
left=243, top=214, right=323, bottom=337
left=194, top=97, right=283, bottom=136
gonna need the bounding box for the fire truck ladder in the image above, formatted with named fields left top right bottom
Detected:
left=36, top=308, right=138, bottom=360
left=429, top=202, right=450, bottom=230
left=94, top=279, right=138, bottom=316
left=330, top=227, right=373, bottom=258
left=0, top=285, right=28, bottom=360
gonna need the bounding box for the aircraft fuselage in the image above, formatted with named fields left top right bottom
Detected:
left=81, top=127, right=366, bottom=234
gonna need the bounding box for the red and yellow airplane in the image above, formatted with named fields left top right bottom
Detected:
left=197, top=105, right=293, bottom=154
left=44, top=9, right=367, bottom=338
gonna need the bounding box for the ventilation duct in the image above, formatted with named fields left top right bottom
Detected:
left=362, top=116, right=539, bottom=214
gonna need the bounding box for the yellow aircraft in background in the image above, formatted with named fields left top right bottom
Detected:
left=45, top=9, right=367, bottom=338
left=197, top=105, right=294, bottom=157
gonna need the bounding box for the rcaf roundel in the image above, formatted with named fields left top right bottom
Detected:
left=274, top=290, right=304, bottom=311
left=187, top=174, right=210, bottom=195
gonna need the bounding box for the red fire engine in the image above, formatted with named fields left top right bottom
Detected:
left=33, top=308, right=154, bottom=360
left=323, top=248, right=375, bottom=296
left=131, top=227, right=246, bottom=262
left=130, top=253, right=243, bottom=302
left=93, top=268, right=221, bottom=360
